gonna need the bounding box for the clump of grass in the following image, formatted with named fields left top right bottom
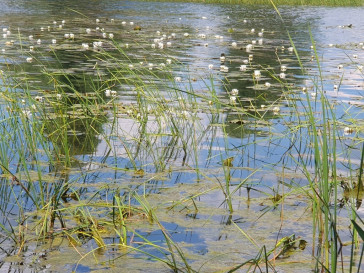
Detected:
left=269, top=1, right=364, bottom=271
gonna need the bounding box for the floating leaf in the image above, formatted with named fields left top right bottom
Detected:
left=134, top=169, right=145, bottom=176
left=223, top=157, right=234, bottom=167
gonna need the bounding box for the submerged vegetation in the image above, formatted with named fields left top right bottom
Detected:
left=0, top=0, right=364, bottom=272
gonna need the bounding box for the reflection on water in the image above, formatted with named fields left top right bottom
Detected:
left=0, top=1, right=364, bottom=272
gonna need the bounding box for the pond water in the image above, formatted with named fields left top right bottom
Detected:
left=0, top=1, right=364, bottom=272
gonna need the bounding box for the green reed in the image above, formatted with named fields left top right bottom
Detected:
left=1, top=8, right=363, bottom=272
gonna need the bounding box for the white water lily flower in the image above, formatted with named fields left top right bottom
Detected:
left=288, top=47, right=294, bottom=52
left=344, top=127, right=353, bottom=134
left=29, top=46, right=34, bottom=52
left=248, top=55, right=253, bottom=61
left=56, top=94, right=62, bottom=100
left=86, top=28, right=91, bottom=34
left=64, top=33, right=70, bottom=38
left=93, top=41, right=103, bottom=48
left=231, top=89, right=239, bottom=96
left=230, top=96, right=236, bottom=103
left=251, top=28, right=255, bottom=33
left=111, top=91, right=117, bottom=97
left=281, top=65, right=287, bottom=72
left=258, top=32, right=263, bottom=37
left=70, top=33, right=75, bottom=39
left=208, top=64, right=214, bottom=69
left=279, top=73, right=286, bottom=79
left=246, top=44, right=253, bottom=51
left=22, top=110, right=32, bottom=118
left=258, top=39, right=263, bottom=45
left=102, top=33, right=107, bottom=38
left=166, top=42, right=172, bottom=47
left=35, top=96, right=43, bottom=102
left=254, top=70, right=261, bottom=78
left=358, top=65, right=363, bottom=71
left=184, top=33, right=189, bottom=37
left=52, top=39, right=57, bottom=44
left=353, top=54, right=358, bottom=59
left=166, top=59, right=172, bottom=64
left=252, top=40, right=256, bottom=45
left=338, top=64, right=343, bottom=70
left=220, top=65, right=229, bottom=72
left=109, top=33, right=114, bottom=39
left=130, top=22, right=134, bottom=25
left=96, top=19, right=100, bottom=23
left=240, top=65, right=247, bottom=71
left=105, top=89, right=111, bottom=97
left=273, top=106, right=280, bottom=113
left=265, top=82, right=271, bottom=87
left=122, top=21, right=126, bottom=25
left=37, top=39, right=41, bottom=44
left=243, top=59, right=249, bottom=64
left=62, top=20, right=65, bottom=24
left=220, top=53, right=226, bottom=62
left=231, top=42, right=237, bottom=47
left=174, top=77, right=182, bottom=82
left=82, top=43, right=89, bottom=49
left=26, top=57, right=33, bottom=63
left=334, top=84, right=338, bottom=90
left=311, top=92, right=317, bottom=98
left=29, top=35, right=33, bottom=40
left=151, top=43, right=156, bottom=48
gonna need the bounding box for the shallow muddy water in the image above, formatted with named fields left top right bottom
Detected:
left=0, top=1, right=364, bottom=272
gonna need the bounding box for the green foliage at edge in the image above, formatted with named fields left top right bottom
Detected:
left=140, top=0, right=363, bottom=7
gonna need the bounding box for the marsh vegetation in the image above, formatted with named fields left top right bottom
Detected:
left=0, top=0, right=364, bottom=272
